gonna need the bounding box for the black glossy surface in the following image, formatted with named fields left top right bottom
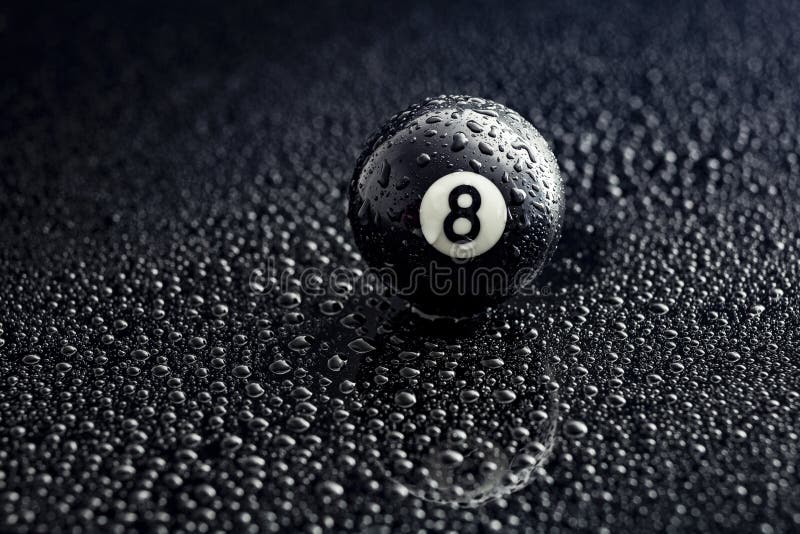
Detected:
left=1, top=2, right=799, bottom=532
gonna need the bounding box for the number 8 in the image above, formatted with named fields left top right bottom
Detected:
left=419, top=172, right=508, bottom=259
left=443, top=185, right=482, bottom=243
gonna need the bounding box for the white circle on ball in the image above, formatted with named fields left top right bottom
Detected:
left=419, top=171, right=507, bottom=258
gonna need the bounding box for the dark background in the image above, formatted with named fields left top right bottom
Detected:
left=1, top=1, right=799, bottom=532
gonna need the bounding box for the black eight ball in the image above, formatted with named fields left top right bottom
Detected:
left=348, top=95, right=565, bottom=317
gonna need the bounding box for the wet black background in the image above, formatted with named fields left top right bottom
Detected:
left=1, top=1, right=799, bottom=532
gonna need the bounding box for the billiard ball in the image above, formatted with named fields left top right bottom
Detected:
left=348, top=95, right=564, bottom=317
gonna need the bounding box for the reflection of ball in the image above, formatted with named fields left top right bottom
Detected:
left=387, top=434, right=555, bottom=508
left=348, top=95, right=565, bottom=317
left=351, top=346, right=560, bottom=508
